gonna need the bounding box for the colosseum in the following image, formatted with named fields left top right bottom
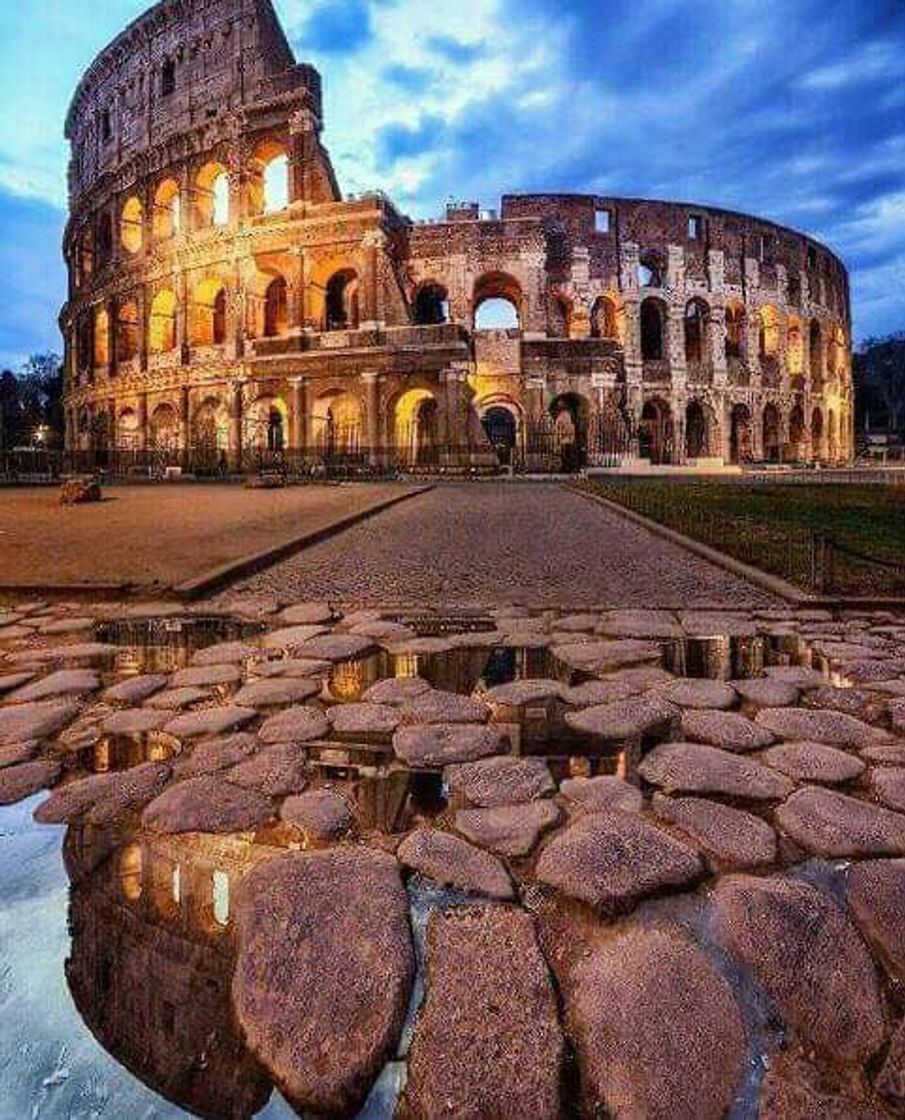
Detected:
left=61, top=0, right=854, bottom=474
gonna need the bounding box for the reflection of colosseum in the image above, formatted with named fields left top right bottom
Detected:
left=61, top=0, right=854, bottom=473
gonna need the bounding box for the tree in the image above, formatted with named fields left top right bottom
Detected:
left=853, top=332, right=905, bottom=435
left=0, top=353, right=64, bottom=450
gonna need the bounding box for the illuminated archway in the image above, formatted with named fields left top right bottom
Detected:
left=550, top=393, right=590, bottom=472
left=120, top=197, right=143, bottom=255
left=730, top=404, right=753, bottom=465
left=149, top=403, right=180, bottom=452
left=249, top=140, right=290, bottom=215
left=153, top=179, right=181, bottom=241
left=394, top=388, right=438, bottom=466
left=725, top=303, right=745, bottom=361
left=191, top=279, right=228, bottom=345
left=811, top=407, right=825, bottom=460
left=93, top=307, right=109, bottom=367
left=313, top=391, right=362, bottom=455
left=758, top=306, right=780, bottom=359
left=264, top=275, right=289, bottom=337
left=684, top=299, right=710, bottom=365
left=149, top=289, right=177, bottom=353
left=196, top=162, right=230, bottom=228
left=590, top=295, right=619, bottom=341
left=116, top=300, right=140, bottom=363
left=640, top=398, right=673, bottom=465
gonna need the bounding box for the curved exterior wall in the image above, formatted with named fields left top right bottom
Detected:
left=62, top=0, right=854, bottom=469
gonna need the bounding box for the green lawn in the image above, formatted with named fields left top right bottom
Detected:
left=586, top=480, right=905, bottom=596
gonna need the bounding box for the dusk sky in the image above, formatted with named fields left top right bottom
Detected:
left=1, top=0, right=904, bottom=370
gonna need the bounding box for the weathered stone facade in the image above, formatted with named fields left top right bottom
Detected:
left=61, top=0, right=854, bottom=470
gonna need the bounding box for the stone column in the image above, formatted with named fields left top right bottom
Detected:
left=228, top=380, right=244, bottom=469
left=289, top=377, right=307, bottom=454
left=107, top=398, right=117, bottom=452
left=361, top=371, right=381, bottom=465
left=179, top=385, right=191, bottom=454
left=136, top=392, right=148, bottom=453
left=107, top=298, right=117, bottom=376
left=361, top=229, right=387, bottom=329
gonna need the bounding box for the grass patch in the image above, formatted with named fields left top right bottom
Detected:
left=585, top=480, right=905, bottom=596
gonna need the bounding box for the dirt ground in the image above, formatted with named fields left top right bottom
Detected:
left=0, top=483, right=418, bottom=592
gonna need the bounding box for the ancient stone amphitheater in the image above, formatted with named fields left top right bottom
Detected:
left=61, top=0, right=854, bottom=472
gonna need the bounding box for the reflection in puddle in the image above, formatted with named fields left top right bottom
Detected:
left=95, top=616, right=260, bottom=675
left=83, top=731, right=182, bottom=774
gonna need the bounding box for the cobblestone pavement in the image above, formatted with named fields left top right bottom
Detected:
left=226, top=482, right=781, bottom=609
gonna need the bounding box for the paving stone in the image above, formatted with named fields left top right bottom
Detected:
left=652, top=794, right=776, bottom=869
left=190, top=641, right=262, bottom=666
left=872, top=768, right=905, bottom=813
left=397, top=830, right=514, bottom=900
left=351, top=620, right=415, bottom=640
left=173, top=732, right=259, bottom=778
left=863, top=742, right=905, bottom=765
left=596, top=609, right=684, bottom=639
left=712, top=874, right=886, bottom=1064
left=399, top=690, right=490, bottom=725
left=845, top=657, right=905, bottom=683
left=552, top=638, right=663, bottom=674
left=606, top=666, right=677, bottom=691
left=35, top=616, right=95, bottom=635
left=102, top=674, right=168, bottom=704
left=169, top=664, right=242, bottom=689
left=257, top=705, right=330, bottom=745
left=296, top=634, right=376, bottom=662
left=806, top=685, right=887, bottom=723
left=731, top=678, right=800, bottom=708
left=483, top=678, right=564, bottom=707
left=680, top=611, right=757, bottom=637
left=760, top=740, right=865, bottom=784
left=232, top=848, right=413, bottom=1118
left=658, top=678, right=737, bottom=710
left=890, top=699, right=905, bottom=734
left=327, top=702, right=401, bottom=739
left=444, top=756, right=555, bottom=807
left=759, top=1049, right=891, bottom=1119
left=561, top=679, right=639, bottom=707
left=35, top=762, right=171, bottom=825
left=536, top=810, right=702, bottom=912
left=560, top=775, right=643, bottom=813
left=0, top=699, right=81, bottom=746
left=0, top=758, right=61, bottom=805
left=281, top=788, right=354, bottom=840
left=0, top=741, right=39, bottom=768
left=555, top=613, right=599, bottom=632
left=144, top=686, right=209, bottom=710
left=163, top=706, right=257, bottom=740
left=0, top=672, right=36, bottom=695
left=455, top=800, right=560, bottom=857
left=403, top=907, right=563, bottom=1119
left=847, top=859, right=905, bottom=985
left=251, top=658, right=331, bottom=679
left=277, top=602, right=334, bottom=625
left=18, top=642, right=118, bottom=664
left=763, top=665, right=826, bottom=689
left=776, top=786, right=905, bottom=858
left=569, top=926, right=745, bottom=1120
left=101, top=708, right=170, bottom=736
left=361, top=677, right=433, bottom=705
left=682, top=709, right=776, bottom=753
left=4, top=669, right=100, bottom=704
left=261, top=624, right=331, bottom=651
left=639, top=741, right=794, bottom=801
left=232, top=677, right=320, bottom=709
left=565, top=694, right=680, bottom=741
left=143, top=775, right=273, bottom=834
left=756, top=707, right=892, bottom=750
left=225, top=743, right=309, bottom=796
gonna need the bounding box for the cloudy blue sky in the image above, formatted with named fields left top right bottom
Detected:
left=1, top=0, right=904, bottom=370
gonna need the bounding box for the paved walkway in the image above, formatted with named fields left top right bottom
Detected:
left=226, top=483, right=780, bottom=609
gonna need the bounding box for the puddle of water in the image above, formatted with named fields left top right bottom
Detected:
left=94, top=616, right=259, bottom=675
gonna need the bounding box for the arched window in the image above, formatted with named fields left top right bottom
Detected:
left=116, top=301, right=140, bottom=363
left=121, top=197, right=143, bottom=254
left=758, top=306, right=779, bottom=359
left=264, top=276, right=289, bottom=337
left=473, top=272, right=522, bottom=331
left=93, top=307, right=109, bottom=367
left=96, top=213, right=114, bottom=267
left=725, top=305, right=745, bottom=360
left=263, top=154, right=289, bottom=213
left=325, top=270, right=359, bottom=331
left=684, top=299, right=709, bottom=364
left=153, top=179, right=181, bottom=241
left=637, top=252, right=664, bottom=289
left=590, top=296, right=618, bottom=340
left=192, top=280, right=228, bottom=346
left=78, top=226, right=94, bottom=284
left=196, top=162, right=230, bottom=228
left=550, top=296, right=572, bottom=339
left=475, top=298, right=519, bottom=330
left=809, top=319, right=823, bottom=385
left=149, top=290, right=177, bottom=353
left=640, top=298, right=665, bottom=361
left=787, top=320, right=803, bottom=378
left=413, top=283, right=449, bottom=325
left=267, top=407, right=285, bottom=452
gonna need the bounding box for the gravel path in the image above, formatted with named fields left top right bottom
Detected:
left=226, top=483, right=781, bottom=609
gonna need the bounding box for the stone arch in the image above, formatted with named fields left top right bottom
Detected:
left=590, top=295, right=620, bottom=341
left=149, top=403, right=180, bottom=452
left=116, top=300, right=140, bottom=363
left=249, top=139, right=290, bottom=216
left=264, top=275, right=289, bottom=337
left=324, top=268, right=360, bottom=331
left=638, top=250, right=665, bottom=289
left=121, top=196, right=143, bottom=255
left=809, top=319, right=823, bottom=389
left=245, top=396, right=289, bottom=452
left=473, top=272, right=522, bottom=330
left=312, top=390, right=363, bottom=455
left=478, top=397, right=522, bottom=466
left=550, top=392, right=591, bottom=472
left=195, top=161, right=230, bottom=228
left=811, top=407, right=825, bottom=460
left=78, top=225, right=94, bottom=284
left=93, top=307, right=109, bottom=367
left=96, top=212, right=114, bottom=266
left=153, top=179, right=181, bottom=241
left=758, top=305, right=780, bottom=359
left=117, top=406, right=141, bottom=449
left=684, top=298, right=710, bottom=365
left=549, top=293, right=573, bottom=339
left=685, top=399, right=717, bottom=460
left=729, top=403, right=753, bottom=465
left=827, top=409, right=838, bottom=462
left=763, top=402, right=782, bottom=462
left=787, top=403, right=806, bottom=461
left=725, top=302, right=746, bottom=361
left=393, top=387, right=439, bottom=466
left=149, top=289, right=177, bottom=353
left=191, top=278, right=228, bottom=346
left=787, top=317, right=804, bottom=381
left=640, top=397, right=673, bottom=465
left=640, top=297, right=667, bottom=362
left=192, top=396, right=229, bottom=453
left=412, top=281, right=449, bottom=326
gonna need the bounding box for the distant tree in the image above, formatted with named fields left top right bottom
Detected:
left=853, top=332, right=905, bottom=435
left=0, top=353, right=64, bottom=449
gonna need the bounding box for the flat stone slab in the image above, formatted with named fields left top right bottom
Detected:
left=638, top=742, right=794, bottom=801
left=35, top=616, right=95, bottom=635
left=4, top=669, right=100, bottom=703
left=280, top=789, right=354, bottom=840
left=561, top=679, right=639, bottom=707
left=862, top=741, right=905, bottom=765
left=455, top=801, right=560, bottom=857
left=652, top=794, right=776, bottom=869
left=552, top=638, right=663, bottom=674
left=872, top=767, right=905, bottom=813
left=35, top=761, right=171, bottom=825
left=444, top=756, right=554, bottom=807
left=362, top=677, right=433, bottom=705
left=190, top=641, right=262, bottom=666
left=890, top=699, right=905, bottom=735
left=262, top=625, right=331, bottom=651
left=163, top=706, right=257, bottom=740
left=253, top=658, right=331, bottom=679
left=0, top=758, right=61, bottom=805
left=232, top=848, right=413, bottom=1117
left=397, top=830, right=514, bottom=900
left=173, top=732, right=259, bottom=778
left=0, top=672, right=36, bottom=695
left=403, top=908, right=563, bottom=1119
left=225, top=743, right=309, bottom=797
left=0, top=699, right=81, bottom=746
left=657, top=679, right=737, bottom=710
left=596, top=609, right=684, bottom=639
left=755, top=707, right=890, bottom=749
left=296, top=634, right=375, bottom=662
left=400, top=690, right=490, bottom=725
left=560, top=775, right=643, bottom=813
left=393, top=724, right=506, bottom=768
left=101, top=708, right=170, bottom=736
left=103, top=674, right=168, bottom=704
left=759, top=1050, right=887, bottom=1120
left=277, top=602, right=334, bottom=625
left=712, top=874, right=886, bottom=1064
left=143, top=775, right=273, bottom=833
left=565, top=694, right=680, bottom=741
left=535, top=811, right=703, bottom=912
left=847, top=859, right=905, bottom=985
left=760, top=741, right=865, bottom=784
left=233, top=678, right=321, bottom=709
left=144, top=687, right=209, bottom=710
left=763, top=665, right=826, bottom=689
left=569, top=926, right=745, bottom=1120
left=257, top=706, right=330, bottom=745
left=731, top=678, right=800, bottom=708
left=483, top=679, right=564, bottom=707
left=680, top=611, right=757, bottom=637
left=12, top=642, right=118, bottom=664
left=169, top=664, right=242, bottom=689
left=327, top=702, right=401, bottom=739
left=806, top=685, right=886, bottom=722
left=682, top=709, right=776, bottom=753
left=0, top=741, right=39, bottom=768
left=776, top=787, right=905, bottom=857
